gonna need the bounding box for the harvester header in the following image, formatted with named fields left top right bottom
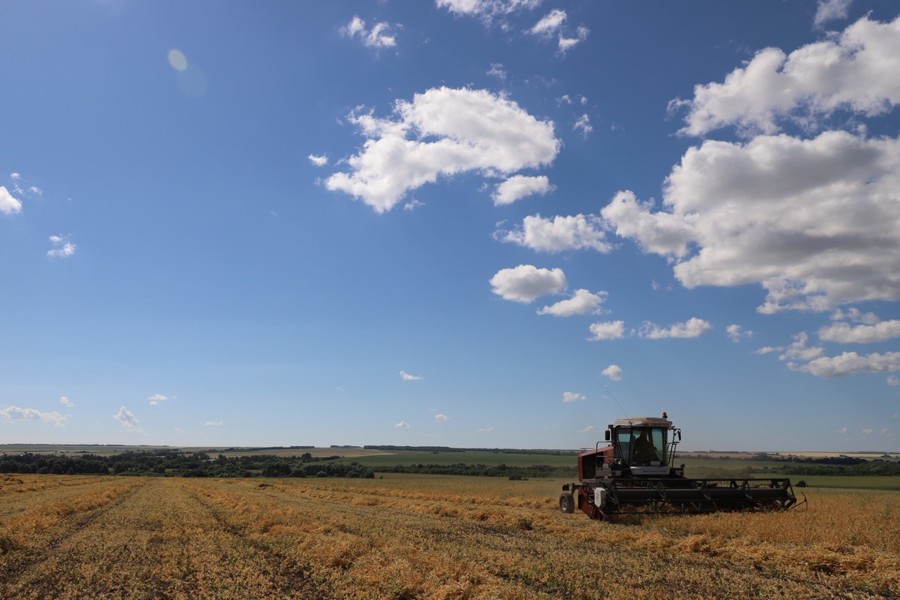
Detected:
left=560, top=412, right=798, bottom=519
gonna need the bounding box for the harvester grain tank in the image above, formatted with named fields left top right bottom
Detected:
left=559, top=413, right=798, bottom=519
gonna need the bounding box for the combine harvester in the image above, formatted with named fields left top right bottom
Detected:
left=559, top=413, right=800, bottom=519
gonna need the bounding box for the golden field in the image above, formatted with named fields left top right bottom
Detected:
left=0, top=474, right=897, bottom=599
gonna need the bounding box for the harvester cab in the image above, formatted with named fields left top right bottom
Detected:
left=560, top=412, right=798, bottom=519
left=605, top=415, right=680, bottom=477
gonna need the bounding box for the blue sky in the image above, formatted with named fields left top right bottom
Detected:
left=1, top=0, right=899, bottom=452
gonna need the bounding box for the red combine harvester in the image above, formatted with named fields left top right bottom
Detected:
left=559, top=413, right=799, bottom=519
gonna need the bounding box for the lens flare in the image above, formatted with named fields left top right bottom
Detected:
left=167, top=49, right=188, bottom=71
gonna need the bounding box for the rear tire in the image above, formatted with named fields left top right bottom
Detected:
left=559, top=492, right=574, bottom=513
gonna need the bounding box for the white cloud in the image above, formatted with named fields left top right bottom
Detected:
left=400, top=370, right=424, bottom=381
left=0, top=405, right=67, bottom=427
left=487, top=63, right=507, bottom=80
left=558, top=26, right=589, bottom=53
left=789, top=351, right=900, bottom=377
left=675, top=15, right=900, bottom=137
left=562, top=391, right=585, bottom=403
left=394, top=420, right=411, bottom=428
left=308, top=154, right=328, bottom=167
left=831, top=307, right=879, bottom=324
left=639, top=317, right=712, bottom=339
left=489, top=264, right=566, bottom=303
left=726, top=324, right=753, bottom=342
left=779, top=332, right=825, bottom=362
left=819, top=319, right=900, bottom=343
left=341, top=16, right=397, bottom=49
left=529, top=9, right=566, bottom=36
left=436, top=0, right=540, bottom=20
left=492, top=175, right=553, bottom=205
left=47, top=235, right=77, bottom=258
left=434, top=413, right=449, bottom=423
left=0, top=186, right=23, bottom=215
left=403, top=198, right=424, bottom=211
left=862, top=427, right=874, bottom=435
left=601, top=364, right=623, bottom=381
left=755, top=346, right=783, bottom=355
left=497, top=213, right=612, bottom=253
left=573, top=114, right=592, bottom=137
left=602, top=131, right=900, bottom=313
left=204, top=421, right=223, bottom=427
left=814, top=0, right=853, bottom=28
left=326, top=87, right=559, bottom=213
left=538, top=289, right=606, bottom=317
left=476, top=426, right=494, bottom=432
left=113, top=406, right=141, bottom=432
left=887, top=375, right=900, bottom=386
left=588, top=320, right=625, bottom=341
left=59, top=395, right=74, bottom=408
left=147, top=393, right=169, bottom=405
left=579, top=425, right=595, bottom=434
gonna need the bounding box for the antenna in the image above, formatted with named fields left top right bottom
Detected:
left=602, top=387, right=629, bottom=419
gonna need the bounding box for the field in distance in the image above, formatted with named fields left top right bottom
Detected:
left=1, top=474, right=897, bottom=599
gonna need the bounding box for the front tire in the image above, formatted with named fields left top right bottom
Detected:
left=559, top=492, right=574, bottom=513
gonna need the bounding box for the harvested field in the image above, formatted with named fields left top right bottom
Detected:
left=0, top=474, right=897, bottom=599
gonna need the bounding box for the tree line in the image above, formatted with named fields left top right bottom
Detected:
left=0, top=450, right=374, bottom=479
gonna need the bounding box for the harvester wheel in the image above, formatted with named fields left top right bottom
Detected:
left=559, top=492, right=574, bottom=514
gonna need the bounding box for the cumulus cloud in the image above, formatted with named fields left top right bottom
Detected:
left=492, top=175, right=553, bottom=205
left=47, top=235, right=77, bottom=259
left=562, top=391, right=585, bottom=403
left=0, top=405, right=67, bottom=427
left=814, top=0, right=853, bottom=28
left=490, top=264, right=567, bottom=303
left=538, top=289, right=606, bottom=317
left=674, top=15, right=900, bottom=137
left=308, top=154, right=328, bottom=167
left=394, top=420, right=411, bottom=428
left=755, top=346, right=783, bottom=355
left=400, top=370, right=424, bottom=381
left=579, top=425, right=595, bottom=434
left=779, top=332, right=825, bottom=363
left=113, top=406, right=141, bottom=432
left=789, top=351, right=900, bottom=377
left=59, top=396, right=74, bottom=408
left=888, top=375, right=900, bottom=386
left=497, top=213, right=612, bottom=253
left=341, top=16, right=397, bottom=48
left=601, top=364, right=623, bottom=381
left=0, top=186, right=23, bottom=215
left=147, top=393, right=169, bottom=405
left=832, top=307, right=879, bottom=323
left=654, top=20, right=900, bottom=322
left=326, top=87, right=559, bottom=213
left=588, top=320, right=625, bottom=341
left=434, top=413, right=449, bottom=423
left=819, top=319, right=900, bottom=343
left=726, top=324, right=753, bottom=343
left=639, top=318, right=712, bottom=339
left=602, top=131, right=900, bottom=313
